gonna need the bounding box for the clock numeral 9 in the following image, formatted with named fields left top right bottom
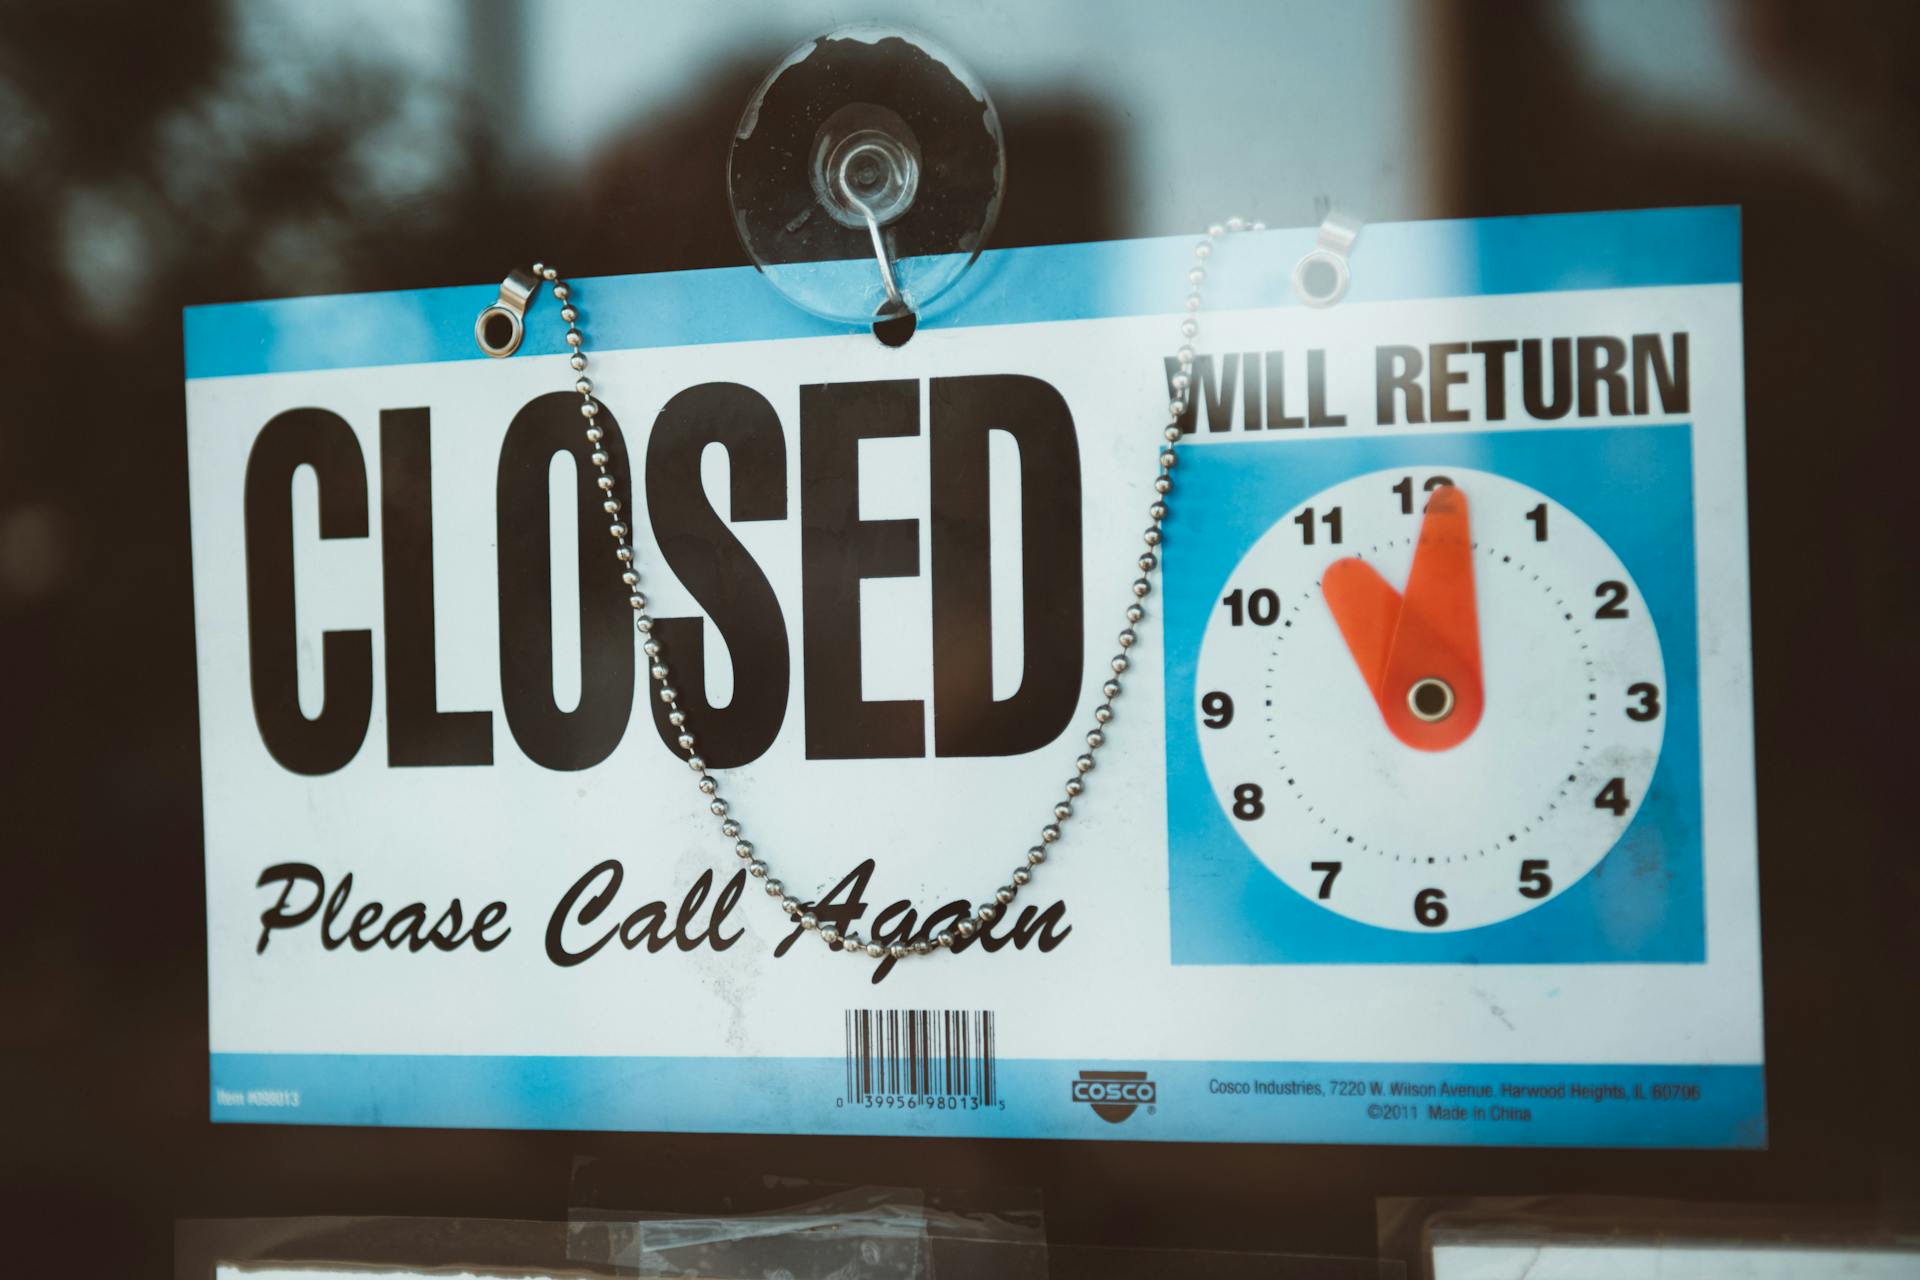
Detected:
left=1390, top=474, right=1453, bottom=514
left=1594, top=777, right=1632, bottom=816
left=1200, top=691, right=1235, bottom=729
left=1221, top=587, right=1281, bottom=626
left=1310, top=861, right=1342, bottom=899
left=1626, top=682, right=1661, bottom=721
left=1594, top=580, right=1630, bottom=619
left=1293, top=505, right=1343, bottom=545
left=1414, top=887, right=1449, bottom=927
left=1231, top=784, right=1265, bottom=820
left=1518, top=859, right=1553, bottom=899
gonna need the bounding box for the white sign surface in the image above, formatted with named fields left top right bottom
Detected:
left=187, top=208, right=1763, bottom=1145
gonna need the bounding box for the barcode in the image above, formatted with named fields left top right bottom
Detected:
left=844, top=1009, right=997, bottom=1107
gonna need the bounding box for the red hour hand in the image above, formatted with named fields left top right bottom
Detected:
left=1322, top=557, right=1401, bottom=708
left=1322, top=486, right=1484, bottom=751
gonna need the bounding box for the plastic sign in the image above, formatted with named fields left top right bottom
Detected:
left=185, top=207, right=1763, bottom=1146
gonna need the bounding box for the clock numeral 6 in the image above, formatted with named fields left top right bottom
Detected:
left=1414, top=887, right=1449, bottom=927
left=1310, top=861, right=1342, bottom=899
left=1222, top=587, right=1281, bottom=626
left=1391, top=475, right=1453, bottom=514
left=1626, top=682, right=1661, bottom=721
left=1200, top=691, right=1235, bottom=728
left=1594, top=580, right=1630, bottom=619
left=1293, top=505, right=1343, bottom=545
left=1231, top=783, right=1265, bottom=820
left=1595, top=777, right=1632, bottom=816
left=1518, top=859, right=1553, bottom=899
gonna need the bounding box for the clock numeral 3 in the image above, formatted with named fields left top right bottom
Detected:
left=1594, top=580, right=1630, bottom=619
left=1518, top=859, right=1553, bottom=898
left=1200, top=691, right=1235, bottom=728
left=1595, top=777, right=1631, bottom=816
left=1231, top=783, right=1266, bottom=820
left=1414, top=887, right=1449, bottom=927
left=1626, top=682, right=1661, bottom=721
left=1310, top=861, right=1342, bottom=899
left=1294, top=505, right=1343, bottom=545
left=1221, top=588, right=1281, bottom=626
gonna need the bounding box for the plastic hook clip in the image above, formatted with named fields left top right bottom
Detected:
left=1292, top=208, right=1363, bottom=308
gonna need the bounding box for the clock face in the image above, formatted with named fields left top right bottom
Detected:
left=1193, top=466, right=1666, bottom=933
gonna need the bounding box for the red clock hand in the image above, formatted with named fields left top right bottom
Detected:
left=1322, top=486, right=1484, bottom=751
left=1322, top=557, right=1401, bottom=706
left=1381, top=486, right=1484, bottom=749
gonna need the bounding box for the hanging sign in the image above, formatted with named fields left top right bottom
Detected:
left=186, top=206, right=1763, bottom=1146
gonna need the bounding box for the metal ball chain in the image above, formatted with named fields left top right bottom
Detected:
left=525, top=216, right=1264, bottom=963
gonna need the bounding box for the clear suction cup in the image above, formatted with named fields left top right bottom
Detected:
left=729, top=26, right=1005, bottom=339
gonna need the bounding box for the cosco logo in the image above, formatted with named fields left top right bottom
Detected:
left=1071, top=1070, right=1156, bottom=1123
left=1072, top=1080, right=1156, bottom=1103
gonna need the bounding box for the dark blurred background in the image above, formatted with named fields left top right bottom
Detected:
left=1, top=0, right=1915, bottom=1271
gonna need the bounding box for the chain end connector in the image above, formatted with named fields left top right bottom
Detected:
left=475, top=267, right=542, bottom=358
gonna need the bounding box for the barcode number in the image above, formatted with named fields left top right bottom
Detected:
left=842, top=1009, right=999, bottom=1110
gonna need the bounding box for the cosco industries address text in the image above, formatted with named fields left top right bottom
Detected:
left=1207, top=1076, right=1705, bottom=1124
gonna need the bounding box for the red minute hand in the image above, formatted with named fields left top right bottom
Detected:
left=1379, top=486, right=1483, bottom=750
left=1321, top=487, right=1484, bottom=751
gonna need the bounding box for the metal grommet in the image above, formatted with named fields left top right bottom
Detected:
left=475, top=303, right=524, bottom=357
left=1291, top=249, right=1351, bottom=308
left=1407, top=677, right=1455, bottom=723
left=475, top=267, right=541, bottom=358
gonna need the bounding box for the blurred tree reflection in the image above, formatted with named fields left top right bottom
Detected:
left=0, top=8, right=1118, bottom=1264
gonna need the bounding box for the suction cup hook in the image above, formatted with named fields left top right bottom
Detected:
left=823, top=103, right=921, bottom=345
left=729, top=26, right=1004, bottom=343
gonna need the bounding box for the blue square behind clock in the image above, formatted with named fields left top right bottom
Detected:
left=1162, top=424, right=1704, bottom=965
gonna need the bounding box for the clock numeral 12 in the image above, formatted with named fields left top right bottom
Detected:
left=1391, top=474, right=1454, bottom=514
left=1294, top=505, right=1343, bottom=545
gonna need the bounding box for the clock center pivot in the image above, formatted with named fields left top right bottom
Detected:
left=1407, top=677, right=1455, bottom=723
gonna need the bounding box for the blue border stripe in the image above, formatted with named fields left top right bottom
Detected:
left=210, top=1053, right=1764, bottom=1147
left=182, top=206, right=1740, bottom=380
